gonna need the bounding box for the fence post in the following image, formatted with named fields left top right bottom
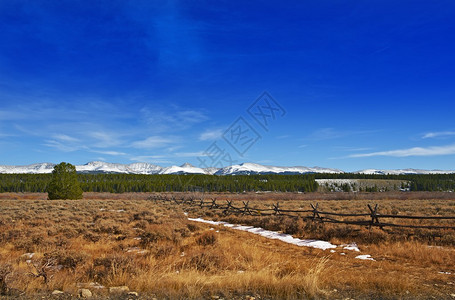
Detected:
left=242, top=201, right=251, bottom=215
left=367, top=204, right=382, bottom=229
left=310, top=203, right=323, bottom=223
left=273, top=203, right=280, bottom=215
left=210, top=198, right=218, bottom=209
left=224, top=200, right=232, bottom=214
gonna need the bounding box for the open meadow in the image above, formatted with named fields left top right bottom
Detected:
left=0, top=192, right=454, bottom=299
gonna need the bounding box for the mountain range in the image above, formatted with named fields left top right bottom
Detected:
left=0, top=161, right=453, bottom=175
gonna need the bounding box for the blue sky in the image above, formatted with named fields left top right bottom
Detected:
left=1, top=0, right=455, bottom=171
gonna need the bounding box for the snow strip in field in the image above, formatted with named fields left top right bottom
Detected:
left=188, top=217, right=336, bottom=250
left=355, top=254, right=375, bottom=261
left=343, top=243, right=360, bottom=252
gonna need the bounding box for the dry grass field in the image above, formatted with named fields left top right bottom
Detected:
left=0, top=192, right=454, bottom=299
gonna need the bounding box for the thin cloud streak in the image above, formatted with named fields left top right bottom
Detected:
left=422, top=131, right=455, bottom=139
left=174, top=151, right=208, bottom=157
left=129, top=156, right=173, bottom=164
left=199, top=129, right=222, bottom=141
left=308, top=128, right=379, bottom=141
left=140, top=106, right=208, bottom=133
left=132, top=136, right=177, bottom=149
left=89, top=131, right=124, bottom=148
left=349, top=144, right=455, bottom=158
left=90, top=150, right=127, bottom=156
left=53, top=134, right=80, bottom=142
left=43, top=140, right=87, bottom=152
left=334, top=146, right=373, bottom=152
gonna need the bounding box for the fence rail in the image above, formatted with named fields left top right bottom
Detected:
left=148, top=195, right=455, bottom=230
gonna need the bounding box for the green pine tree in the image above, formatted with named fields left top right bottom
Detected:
left=47, top=162, right=83, bottom=200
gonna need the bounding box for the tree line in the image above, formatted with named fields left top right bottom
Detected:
left=0, top=173, right=318, bottom=193
left=314, top=173, right=455, bottom=191
left=0, top=172, right=453, bottom=193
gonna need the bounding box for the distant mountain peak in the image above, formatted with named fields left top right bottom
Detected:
left=355, top=168, right=455, bottom=175
left=0, top=162, right=454, bottom=175
left=180, top=162, right=195, bottom=168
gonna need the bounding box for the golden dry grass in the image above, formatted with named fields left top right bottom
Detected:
left=0, top=192, right=454, bottom=299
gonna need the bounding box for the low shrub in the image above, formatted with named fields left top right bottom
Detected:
left=196, top=231, right=217, bottom=246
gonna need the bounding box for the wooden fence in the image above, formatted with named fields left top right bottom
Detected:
left=148, top=195, right=455, bottom=230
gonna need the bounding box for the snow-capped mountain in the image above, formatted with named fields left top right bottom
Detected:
left=0, top=161, right=454, bottom=175
left=356, top=168, right=455, bottom=175
left=77, top=161, right=133, bottom=174
left=127, top=162, right=163, bottom=174
left=160, top=163, right=207, bottom=175
left=0, top=163, right=56, bottom=174
left=214, top=163, right=343, bottom=175
left=203, top=167, right=220, bottom=175
left=0, top=162, right=212, bottom=175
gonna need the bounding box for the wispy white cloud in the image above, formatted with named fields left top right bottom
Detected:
left=13, top=124, right=42, bottom=136
left=334, top=146, right=373, bottom=152
left=128, top=151, right=208, bottom=164
left=52, top=134, right=80, bottom=142
left=349, top=144, right=455, bottom=158
left=0, top=131, right=14, bottom=138
left=167, top=145, right=184, bottom=152
left=309, top=128, right=378, bottom=140
left=132, top=136, right=176, bottom=149
left=43, top=140, right=87, bottom=152
left=173, top=151, right=208, bottom=157
left=0, top=110, right=27, bottom=121
left=3, top=97, right=213, bottom=162
left=255, top=159, right=273, bottom=164
left=422, top=131, right=455, bottom=139
left=88, top=131, right=123, bottom=148
left=129, top=155, right=173, bottom=164
left=90, top=150, right=127, bottom=156
left=141, top=106, right=208, bottom=133
left=199, top=129, right=222, bottom=141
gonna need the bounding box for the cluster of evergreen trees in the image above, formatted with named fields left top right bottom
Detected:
left=0, top=173, right=318, bottom=193
left=0, top=172, right=453, bottom=193
left=314, top=173, right=455, bottom=191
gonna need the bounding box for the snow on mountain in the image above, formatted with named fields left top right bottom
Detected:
left=77, top=161, right=132, bottom=173
left=0, top=163, right=56, bottom=174
left=126, top=163, right=162, bottom=174
left=1, top=161, right=454, bottom=175
left=159, top=163, right=208, bottom=175
left=356, top=168, right=455, bottom=175
left=214, top=163, right=343, bottom=175
left=203, top=167, right=220, bottom=175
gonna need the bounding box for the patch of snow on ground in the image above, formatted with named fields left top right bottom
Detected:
left=355, top=254, right=375, bottom=261
left=188, top=217, right=378, bottom=260
left=343, top=243, right=360, bottom=252
left=22, top=253, right=35, bottom=259
left=188, top=217, right=336, bottom=250
left=126, top=247, right=148, bottom=255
